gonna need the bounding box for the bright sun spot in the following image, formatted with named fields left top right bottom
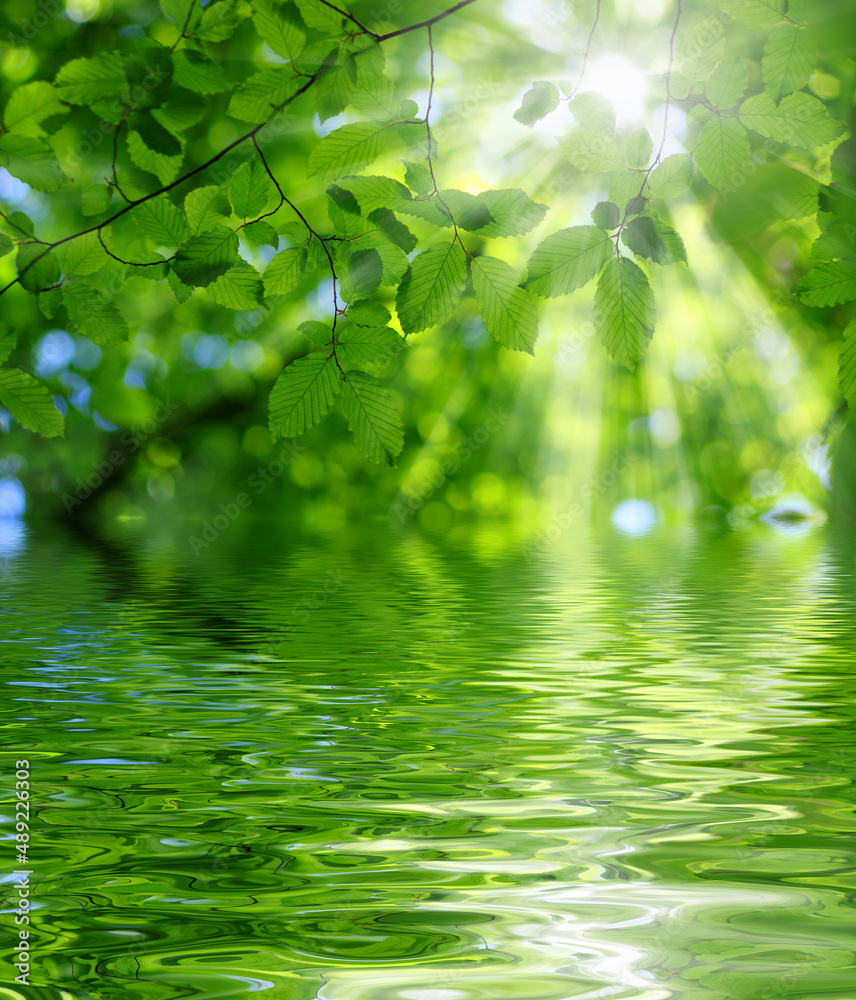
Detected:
left=583, top=54, right=648, bottom=127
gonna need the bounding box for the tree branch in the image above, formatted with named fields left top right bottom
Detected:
left=0, top=0, right=482, bottom=298
left=0, top=74, right=319, bottom=299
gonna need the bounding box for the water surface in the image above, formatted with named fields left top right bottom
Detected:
left=2, top=517, right=855, bottom=999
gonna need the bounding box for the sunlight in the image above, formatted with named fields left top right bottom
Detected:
left=583, top=54, right=649, bottom=127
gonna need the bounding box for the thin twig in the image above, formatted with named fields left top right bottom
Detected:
left=97, top=228, right=165, bottom=268
left=0, top=75, right=319, bottom=298
left=570, top=0, right=602, bottom=99
left=252, top=135, right=342, bottom=352
left=614, top=0, right=682, bottom=253
left=0, top=1, right=481, bottom=298
left=374, top=0, right=479, bottom=42
left=170, top=0, right=198, bottom=52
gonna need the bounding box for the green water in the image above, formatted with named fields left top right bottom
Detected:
left=2, top=516, right=855, bottom=999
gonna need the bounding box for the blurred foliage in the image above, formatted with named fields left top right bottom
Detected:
left=0, top=0, right=854, bottom=532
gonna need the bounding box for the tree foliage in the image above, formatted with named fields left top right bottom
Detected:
left=0, top=0, right=853, bottom=472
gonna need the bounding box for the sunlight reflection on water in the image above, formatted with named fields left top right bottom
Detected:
left=1, top=517, right=854, bottom=999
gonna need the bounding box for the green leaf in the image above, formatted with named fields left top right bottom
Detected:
left=263, top=246, right=307, bottom=296
left=185, top=186, right=231, bottom=233
left=514, top=81, right=560, bottom=127
left=560, top=130, right=626, bottom=172
left=172, top=227, right=239, bottom=286
left=0, top=134, right=69, bottom=192
left=132, top=196, right=190, bottom=248
left=243, top=220, right=279, bottom=248
left=160, top=0, right=202, bottom=29
left=82, top=184, right=111, bottom=216
left=647, top=153, right=694, bottom=198
left=0, top=327, right=16, bottom=364
left=39, top=288, right=63, bottom=318
left=396, top=242, right=467, bottom=334
left=339, top=247, right=383, bottom=302
left=230, top=159, right=271, bottom=219
left=568, top=92, right=615, bottom=135
left=123, top=41, right=173, bottom=111
left=838, top=319, right=856, bottom=409
left=208, top=260, right=263, bottom=310
left=680, top=16, right=726, bottom=82
left=367, top=207, right=416, bottom=254
left=621, top=216, right=687, bottom=265
left=171, top=50, right=231, bottom=94
left=692, top=117, right=750, bottom=187
left=706, top=58, right=748, bottom=109
left=762, top=25, right=812, bottom=101
left=269, top=354, right=341, bottom=441
left=811, top=223, right=856, bottom=262
left=336, top=322, right=406, bottom=366
left=55, top=53, right=127, bottom=104
left=352, top=230, right=408, bottom=284
left=299, top=320, right=332, bottom=346
left=347, top=301, right=392, bottom=328
left=525, top=226, right=613, bottom=298
left=471, top=255, right=539, bottom=355
left=595, top=257, right=656, bottom=371
left=462, top=189, right=549, bottom=238
left=197, top=0, right=246, bottom=42
left=228, top=69, right=301, bottom=123
left=153, top=92, right=205, bottom=137
left=718, top=0, right=786, bottom=26
left=126, top=129, right=183, bottom=186
left=739, top=91, right=842, bottom=148
left=399, top=98, right=419, bottom=120
left=326, top=184, right=364, bottom=236
left=16, top=244, right=61, bottom=294
left=796, top=261, right=856, bottom=307
left=63, top=283, right=129, bottom=345
left=626, top=129, right=653, bottom=168
left=253, top=0, right=305, bottom=61
left=4, top=81, right=67, bottom=138
left=6, top=212, right=34, bottom=237
left=0, top=234, right=12, bottom=260
left=335, top=175, right=411, bottom=215
left=592, top=201, right=620, bottom=230
left=308, top=122, right=391, bottom=181
left=350, top=72, right=397, bottom=119
left=402, top=159, right=432, bottom=196
left=294, top=0, right=347, bottom=33
left=63, top=232, right=108, bottom=276
left=0, top=368, right=64, bottom=437
left=167, top=269, right=194, bottom=303
left=340, top=370, right=404, bottom=466
left=129, top=111, right=183, bottom=157
left=315, top=48, right=357, bottom=123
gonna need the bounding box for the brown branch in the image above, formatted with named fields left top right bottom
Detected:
left=373, top=0, right=480, bottom=42
left=313, top=0, right=480, bottom=42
